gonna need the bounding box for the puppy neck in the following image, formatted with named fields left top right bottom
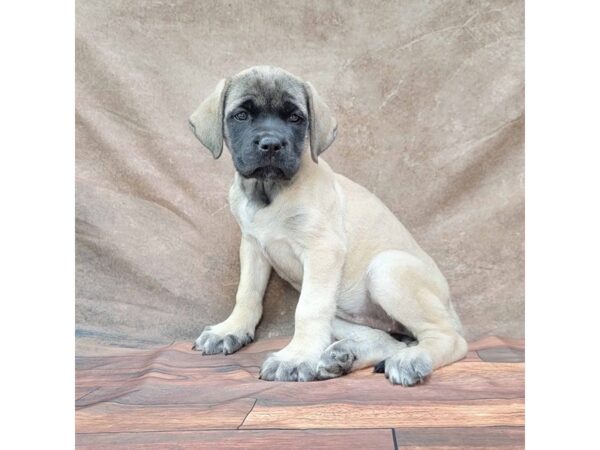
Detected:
left=237, top=176, right=285, bottom=207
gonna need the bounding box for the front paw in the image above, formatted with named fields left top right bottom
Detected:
left=259, top=351, right=319, bottom=382
left=316, top=339, right=357, bottom=380
left=192, top=326, right=253, bottom=355
left=382, top=347, right=433, bottom=386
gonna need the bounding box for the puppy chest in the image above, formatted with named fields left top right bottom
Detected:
left=231, top=191, right=304, bottom=287
left=261, top=239, right=304, bottom=289
left=239, top=215, right=304, bottom=287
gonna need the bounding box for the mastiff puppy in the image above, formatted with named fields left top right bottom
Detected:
left=189, top=66, right=467, bottom=385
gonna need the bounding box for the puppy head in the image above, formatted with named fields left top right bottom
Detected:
left=189, top=66, right=337, bottom=180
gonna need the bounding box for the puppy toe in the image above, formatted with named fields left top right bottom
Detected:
left=223, top=333, right=253, bottom=355
left=259, top=357, right=298, bottom=381
left=259, top=357, right=280, bottom=381
left=193, top=328, right=253, bottom=355
left=200, top=335, right=224, bottom=355
left=275, top=362, right=299, bottom=381
left=259, top=354, right=318, bottom=382
left=316, top=340, right=357, bottom=379
left=384, top=348, right=433, bottom=386
left=297, top=362, right=317, bottom=382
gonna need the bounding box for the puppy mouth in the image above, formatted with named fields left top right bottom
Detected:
left=247, top=166, right=287, bottom=180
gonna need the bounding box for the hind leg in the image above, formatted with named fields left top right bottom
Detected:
left=316, top=318, right=409, bottom=379
left=367, top=250, right=468, bottom=386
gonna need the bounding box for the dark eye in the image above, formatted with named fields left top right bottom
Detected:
left=289, top=113, right=302, bottom=123
left=234, top=111, right=248, bottom=121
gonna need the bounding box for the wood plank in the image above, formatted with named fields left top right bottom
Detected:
left=76, top=365, right=267, bottom=408
left=76, top=399, right=256, bottom=433
left=76, top=429, right=394, bottom=449
left=241, top=399, right=524, bottom=429
left=394, top=426, right=524, bottom=448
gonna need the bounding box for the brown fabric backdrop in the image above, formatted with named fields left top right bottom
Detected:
left=76, top=0, right=524, bottom=348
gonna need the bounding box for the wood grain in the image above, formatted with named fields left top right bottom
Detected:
left=77, top=429, right=394, bottom=450
left=76, top=336, right=524, bottom=448
left=77, top=399, right=256, bottom=433
left=394, top=426, right=524, bottom=448
left=241, top=399, right=524, bottom=429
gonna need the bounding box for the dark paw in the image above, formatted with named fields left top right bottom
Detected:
left=373, top=360, right=385, bottom=373
left=259, top=354, right=318, bottom=382
left=316, top=340, right=357, bottom=379
left=192, top=327, right=253, bottom=355
left=383, top=348, right=433, bottom=386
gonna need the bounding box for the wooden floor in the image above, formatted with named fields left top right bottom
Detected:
left=76, top=336, right=524, bottom=449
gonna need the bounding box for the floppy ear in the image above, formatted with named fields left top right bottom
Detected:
left=304, top=81, right=337, bottom=163
left=188, top=78, right=231, bottom=159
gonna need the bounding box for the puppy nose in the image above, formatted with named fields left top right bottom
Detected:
left=258, top=136, right=284, bottom=153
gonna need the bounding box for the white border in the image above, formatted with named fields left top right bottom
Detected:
left=1, top=1, right=599, bottom=447
left=0, top=1, right=74, bottom=448
left=526, top=1, right=600, bottom=448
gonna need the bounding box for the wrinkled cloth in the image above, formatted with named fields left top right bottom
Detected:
left=76, top=0, right=524, bottom=348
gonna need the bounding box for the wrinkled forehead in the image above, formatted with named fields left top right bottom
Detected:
left=225, top=69, right=307, bottom=116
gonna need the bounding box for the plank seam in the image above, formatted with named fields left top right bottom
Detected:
left=75, top=427, right=400, bottom=435
left=75, top=426, right=526, bottom=436
left=238, top=398, right=258, bottom=430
